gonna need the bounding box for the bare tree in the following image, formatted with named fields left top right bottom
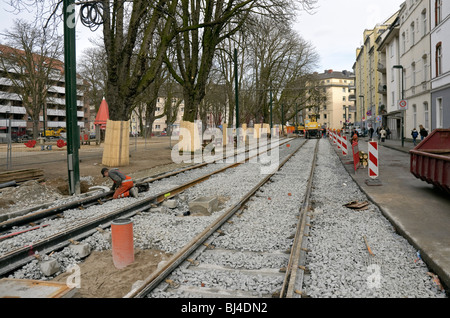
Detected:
left=166, top=0, right=318, bottom=123
left=0, top=19, right=64, bottom=139
left=78, top=46, right=107, bottom=112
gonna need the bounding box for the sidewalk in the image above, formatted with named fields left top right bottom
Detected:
left=359, top=136, right=416, bottom=153
left=334, top=136, right=450, bottom=291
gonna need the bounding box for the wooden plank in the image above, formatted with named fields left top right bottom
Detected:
left=0, top=169, right=44, bottom=183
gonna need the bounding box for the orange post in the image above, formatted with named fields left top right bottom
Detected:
left=111, top=218, right=134, bottom=269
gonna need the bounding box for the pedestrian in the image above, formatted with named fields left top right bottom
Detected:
left=369, top=126, right=374, bottom=139
left=101, top=168, right=138, bottom=199
left=387, top=127, right=391, bottom=139
left=380, top=127, right=387, bottom=142
left=419, top=125, right=428, bottom=141
left=352, top=131, right=358, bottom=144
left=411, top=128, right=419, bottom=146
left=376, top=127, right=381, bottom=141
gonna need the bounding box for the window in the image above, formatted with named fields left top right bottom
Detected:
left=436, top=98, right=443, bottom=128
left=411, top=22, right=415, bottom=45
left=413, top=104, right=417, bottom=129
left=436, top=42, right=442, bottom=77
left=422, top=55, right=428, bottom=82
left=402, top=32, right=406, bottom=54
left=424, top=102, right=429, bottom=129
left=412, top=63, right=416, bottom=87
left=422, top=9, right=427, bottom=36
left=436, top=0, right=442, bottom=26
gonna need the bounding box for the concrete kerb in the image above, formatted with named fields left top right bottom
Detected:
left=330, top=140, right=450, bottom=291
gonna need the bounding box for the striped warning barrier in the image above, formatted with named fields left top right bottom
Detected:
left=368, top=141, right=379, bottom=179
left=342, top=136, right=348, bottom=156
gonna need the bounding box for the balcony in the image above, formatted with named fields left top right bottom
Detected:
left=0, top=106, right=26, bottom=115
left=0, top=119, right=27, bottom=128
left=377, top=62, right=386, bottom=74
left=348, top=94, right=356, bottom=102
left=47, top=109, right=66, bottom=116
left=378, top=83, right=387, bottom=95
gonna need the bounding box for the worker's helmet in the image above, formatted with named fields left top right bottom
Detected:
left=101, top=168, right=108, bottom=177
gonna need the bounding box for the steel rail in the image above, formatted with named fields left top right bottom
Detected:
left=279, top=138, right=320, bottom=298
left=0, top=137, right=291, bottom=233
left=0, top=138, right=292, bottom=278
left=125, top=140, right=308, bottom=298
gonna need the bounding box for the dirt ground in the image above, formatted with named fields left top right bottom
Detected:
left=0, top=137, right=190, bottom=211
left=0, top=137, right=187, bottom=298
left=53, top=249, right=172, bottom=298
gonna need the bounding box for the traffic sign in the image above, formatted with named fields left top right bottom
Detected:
left=398, top=100, right=408, bottom=110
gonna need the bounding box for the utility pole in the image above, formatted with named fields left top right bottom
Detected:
left=63, top=0, right=80, bottom=195
left=270, top=88, right=273, bottom=129
left=234, top=48, right=239, bottom=130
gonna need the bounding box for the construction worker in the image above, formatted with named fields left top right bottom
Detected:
left=101, top=168, right=138, bottom=199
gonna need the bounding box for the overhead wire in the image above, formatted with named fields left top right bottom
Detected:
left=79, top=1, right=104, bottom=31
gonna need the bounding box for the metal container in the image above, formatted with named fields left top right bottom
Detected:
left=410, top=129, right=450, bottom=194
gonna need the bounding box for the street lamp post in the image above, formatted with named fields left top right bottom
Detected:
left=63, top=0, right=81, bottom=195
left=359, top=95, right=364, bottom=129
left=393, top=65, right=405, bottom=147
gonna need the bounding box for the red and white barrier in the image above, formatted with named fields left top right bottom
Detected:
left=342, top=136, right=348, bottom=156
left=368, top=141, right=379, bottom=179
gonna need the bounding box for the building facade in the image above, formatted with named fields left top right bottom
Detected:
left=0, top=44, right=90, bottom=140
left=314, top=70, right=356, bottom=130
left=430, top=0, right=450, bottom=129
left=398, top=0, right=432, bottom=136
left=356, top=0, right=450, bottom=142
left=377, top=15, right=403, bottom=138
left=354, top=13, right=398, bottom=132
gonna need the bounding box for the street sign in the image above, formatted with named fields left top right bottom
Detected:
left=398, top=100, right=408, bottom=110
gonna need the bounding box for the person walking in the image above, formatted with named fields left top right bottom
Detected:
left=369, top=126, right=374, bottom=139
left=101, top=168, right=138, bottom=199
left=411, top=128, right=419, bottom=146
left=380, top=127, right=387, bottom=142
left=419, top=125, right=428, bottom=141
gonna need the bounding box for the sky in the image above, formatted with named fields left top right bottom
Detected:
left=294, top=0, right=405, bottom=72
left=0, top=0, right=405, bottom=71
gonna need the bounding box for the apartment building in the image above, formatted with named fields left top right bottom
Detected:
left=313, top=70, right=356, bottom=130
left=430, top=0, right=450, bottom=128
left=357, top=0, right=450, bottom=140
left=354, top=12, right=399, bottom=132
left=397, top=0, right=432, bottom=135
left=377, top=15, right=403, bottom=138
left=0, top=44, right=89, bottom=140
left=130, top=97, right=185, bottom=136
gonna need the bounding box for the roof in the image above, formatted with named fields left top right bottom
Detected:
left=94, top=98, right=109, bottom=128
left=315, top=70, right=355, bottom=80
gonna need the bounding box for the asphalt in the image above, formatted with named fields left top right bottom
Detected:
left=332, top=135, right=450, bottom=293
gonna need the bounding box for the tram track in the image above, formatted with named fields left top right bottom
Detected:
left=126, top=138, right=319, bottom=298
left=0, top=138, right=288, bottom=232
left=0, top=137, right=294, bottom=278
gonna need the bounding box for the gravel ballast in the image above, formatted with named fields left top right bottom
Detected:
left=303, top=139, right=446, bottom=298
left=3, top=138, right=447, bottom=298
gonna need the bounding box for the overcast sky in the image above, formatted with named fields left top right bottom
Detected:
left=0, top=0, right=405, bottom=72
left=294, top=0, right=405, bottom=73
